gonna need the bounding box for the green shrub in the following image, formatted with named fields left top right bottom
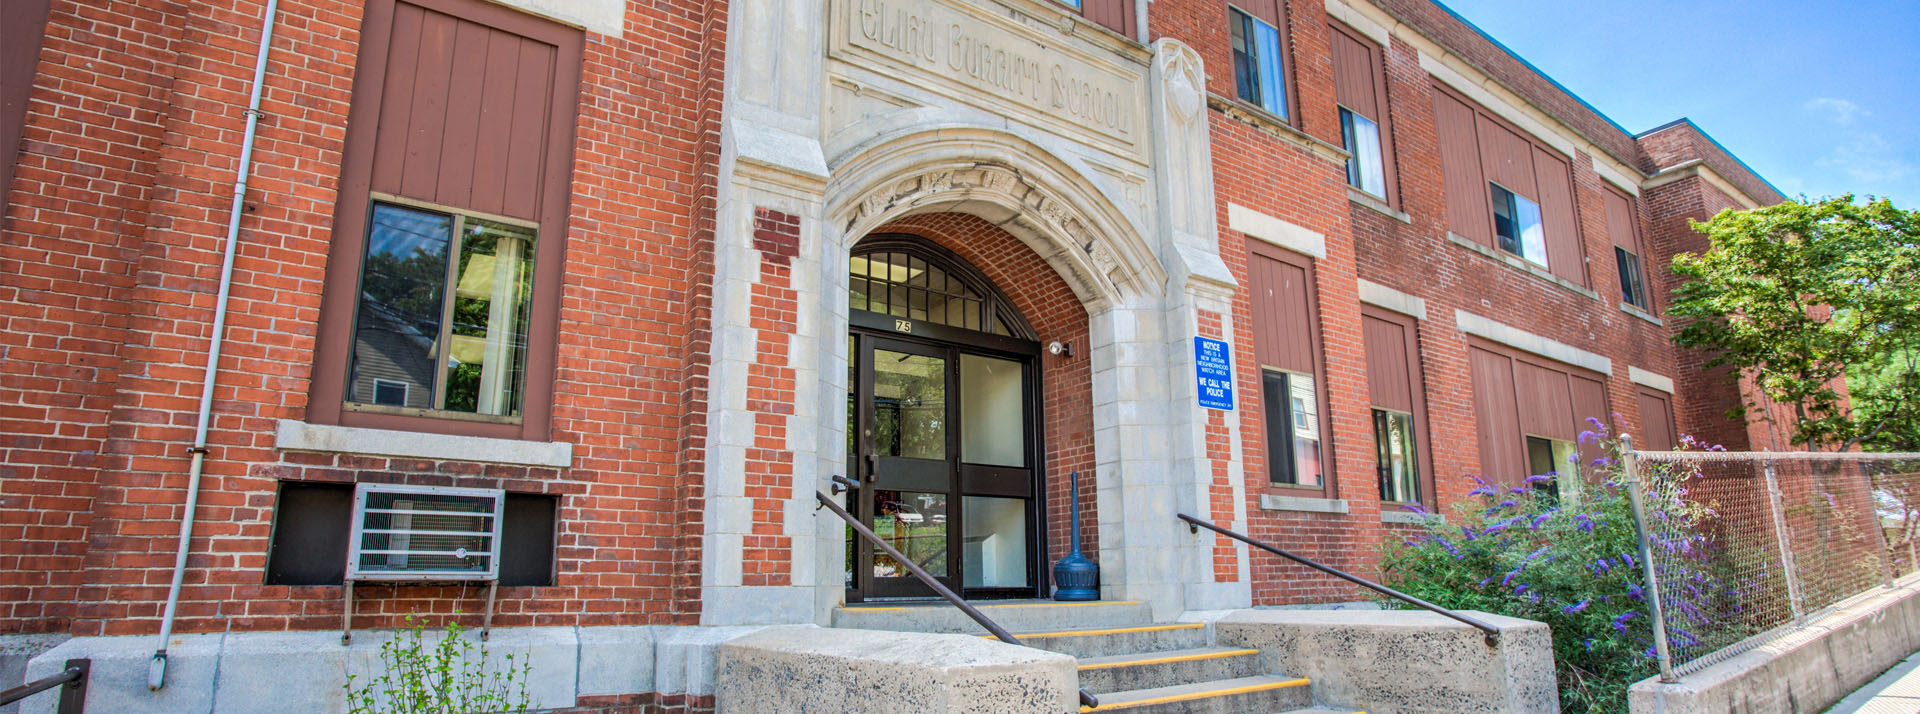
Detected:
left=345, top=616, right=532, bottom=714
left=1382, top=424, right=1723, bottom=713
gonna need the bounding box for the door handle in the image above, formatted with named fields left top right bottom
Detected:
left=865, top=453, right=878, bottom=482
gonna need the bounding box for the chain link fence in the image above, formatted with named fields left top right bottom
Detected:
left=1624, top=443, right=1920, bottom=680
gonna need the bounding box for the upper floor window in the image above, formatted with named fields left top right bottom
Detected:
left=309, top=0, right=583, bottom=441
left=1431, top=83, right=1587, bottom=287
left=1229, top=5, right=1287, bottom=120
left=1616, top=247, right=1648, bottom=310
left=1329, top=21, right=1393, bottom=202
left=1602, top=186, right=1652, bottom=310
left=1491, top=183, right=1547, bottom=267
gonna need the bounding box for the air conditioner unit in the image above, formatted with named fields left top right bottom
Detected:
left=346, top=483, right=504, bottom=581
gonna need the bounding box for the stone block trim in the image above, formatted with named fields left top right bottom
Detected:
left=742, top=208, right=800, bottom=587
left=1197, top=310, right=1238, bottom=583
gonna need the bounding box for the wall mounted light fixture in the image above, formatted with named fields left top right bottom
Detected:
left=1047, top=341, right=1074, bottom=358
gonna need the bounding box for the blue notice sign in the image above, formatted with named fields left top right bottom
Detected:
left=1194, top=336, right=1234, bottom=411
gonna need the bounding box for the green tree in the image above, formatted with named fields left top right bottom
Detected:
left=1668, top=196, right=1920, bottom=451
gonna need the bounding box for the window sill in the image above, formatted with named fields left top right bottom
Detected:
left=1259, top=493, right=1350, bottom=514
left=1446, top=232, right=1599, bottom=301
left=1207, top=94, right=1350, bottom=166
left=275, top=419, right=574, bottom=468
left=1381, top=509, right=1446, bottom=525
left=1348, top=187, right=1410, bottom=224
left=1619, top=302, right=1663, bottom=325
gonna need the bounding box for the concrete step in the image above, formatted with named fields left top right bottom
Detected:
left=831, top=599, right=1153, bottom=634
left=1076, top=646, right=1263, bottom=693
left=1079, top=674, right=1314, bottom=713
left=988, top=622, right=1209, bottom=658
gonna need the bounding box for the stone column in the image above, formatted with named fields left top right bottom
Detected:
left=1152, top=39, right=1250, bottom=613
left=700, top=0, right=833, bottom=626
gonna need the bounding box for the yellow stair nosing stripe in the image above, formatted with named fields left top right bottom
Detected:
left=1077, top=648, right=1261, bottom=671
left=842, top=600, right=1142, bottom=613
left=1077, top=677, right=1310, bottom=712
left=981, top=622, right=1205, bottom=640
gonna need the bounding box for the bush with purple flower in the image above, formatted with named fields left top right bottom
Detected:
left=1381, top=419, right=1727, bottom=714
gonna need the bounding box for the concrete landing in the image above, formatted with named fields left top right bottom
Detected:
left=1826, top=649, right=1920, bottom=714
left=831, top=599, right=1152, bottom=634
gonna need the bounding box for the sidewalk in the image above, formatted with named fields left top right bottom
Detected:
left=1828, top=650, right=1920, bottom=713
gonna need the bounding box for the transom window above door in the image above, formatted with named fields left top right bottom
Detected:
left=849, top=238, right=1036, bottom=341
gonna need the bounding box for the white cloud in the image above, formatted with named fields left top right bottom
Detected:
left=1806, top=97, right=1866, bottom=125
left=1815, top=132, right=1915, bottom=186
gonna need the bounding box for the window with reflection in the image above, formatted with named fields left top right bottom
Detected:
left=1374, top=409, right=1419, bottom=504
left=1491, top=183, right=1547, bottom=267
left=1229, top=7, right=1287, bottom=119
left=1264, top=370, right=1323, bottom=486
left=347, top=201, right=535, bottom=419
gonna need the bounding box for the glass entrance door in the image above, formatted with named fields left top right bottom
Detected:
left=847, top=331, right=1038, bottom=601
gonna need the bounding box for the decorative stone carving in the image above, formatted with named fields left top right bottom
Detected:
left=1158, top=48, right=1203, bottom=125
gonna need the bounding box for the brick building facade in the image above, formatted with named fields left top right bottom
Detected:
left=0, top=0, right=1782, bottom=708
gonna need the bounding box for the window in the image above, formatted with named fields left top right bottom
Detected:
left=1616, top=247, right=1647, bottom=309
left=1229, top=7, right=1287, bottom=119
left=1264, top=370, right=1322, bottom=487
left=1432, top=83, right=1586, bottom=286
left=1603, top=187, right=1651, bottom=310
left=1329, top=22, right=1393, bottom=202
left=1467, top=342, right=1609, bottom=487
left=1363, top=308, right=1429, bottom=506
left=1526, top=436, right=1579, bottom=501
left=265, top=481, right=557, bottom=586
left=349, top=201, right=536, bottom=419
left=1491, top=184, right=1547, bottom=267
left=310, top=0, right=583, bottom=440
left=1374, top=409, right=1419, bottom=504
left=1341, top=109, right=1386, bottom=197
left=1247, top=240, right=1330, bottom=493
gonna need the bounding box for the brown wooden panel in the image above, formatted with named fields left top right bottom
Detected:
left=1432, top=86, right=1491, bottom=244
left=501, top=36, right=554, bottom=220
left=1533, top=147, right=1584, bottom=285
left=1084, top=0, right=1134, bottom=38
left=1569, top=374, right=1609, bottom=479
left=1237, top=0, right=1283, bottom=27
left=369, top=2, right=426, bottom=196
left=1329, top=27, right=1377, bottom=119
left=1478, top=114, right=1536, bottom=199
left=399, top=8, right=458, bottom=200
left=431, top=19, right=492, bottom=208
left=466, top=29, right=523, bottom=216
left=1248, top=246, right=1315, bottom=374
left=1603, top=186, right=1637, bottom=251
left=1, top=0, right=51, bottom=200
left=1469, top=346, right=1526, bottom=483
left=1362, top=314, right=1412, bottom=412
left=1636, top=389, right=1677, bottom=452
left=1515, top=360, right=1574, bottom=442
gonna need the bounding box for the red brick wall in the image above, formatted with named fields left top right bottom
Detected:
left=1, top=0, right=726, bottom=636
left=874, top=213, right=1098, bottom=577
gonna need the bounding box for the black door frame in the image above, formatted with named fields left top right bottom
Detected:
left=846, top=314, right=1046, bottom=602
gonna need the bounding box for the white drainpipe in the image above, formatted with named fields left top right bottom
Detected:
left=149, top=0, right=281, bottom=690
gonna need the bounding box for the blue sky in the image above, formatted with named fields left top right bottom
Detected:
left=1435, top=0, right=1920, bottom=207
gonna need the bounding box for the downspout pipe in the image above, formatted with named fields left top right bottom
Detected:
left=149, top=0, right=281, bottom=690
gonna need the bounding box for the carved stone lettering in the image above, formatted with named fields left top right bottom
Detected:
left=841, top=0, right=1143, bottom=149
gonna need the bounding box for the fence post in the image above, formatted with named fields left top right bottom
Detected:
left=1622, top=436, right=1677, bottom=683
left=1761, top=458, right=1805, bottom=623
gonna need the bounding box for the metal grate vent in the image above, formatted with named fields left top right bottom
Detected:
left=346, top=484, right=503, bottom=581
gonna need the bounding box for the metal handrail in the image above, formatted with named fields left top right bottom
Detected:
left=0, top=658, right=89, bottom=713
left=819, top=478, right=1098, bottom=709
left=1178, top=513, right=1503, bottom=647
